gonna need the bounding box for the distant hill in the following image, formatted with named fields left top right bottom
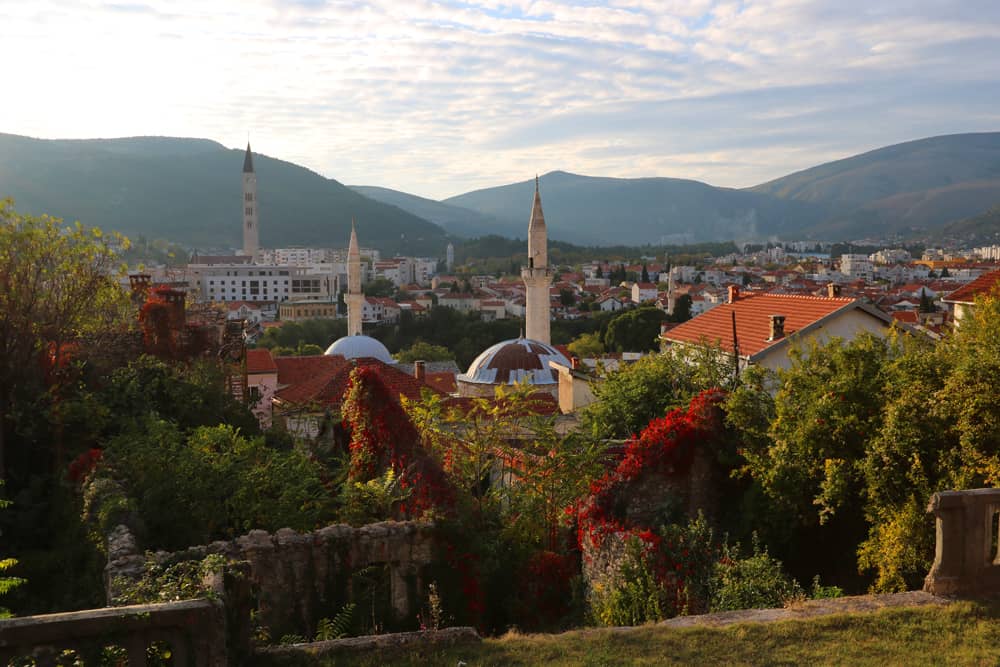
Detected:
left=443, top=171, right=822, bottom=245
left=750, top=133, right=1000, bottom=239
left=935, top=205, right=1000, bottom=245
left=350, top=185, right=518, bottom=238
left=0, top=134, right=449, bottom=255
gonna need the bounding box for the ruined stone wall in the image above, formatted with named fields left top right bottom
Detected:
left=106, top=521, right=439, bottom=640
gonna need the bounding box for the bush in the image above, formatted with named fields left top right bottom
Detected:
left=710, top=536, right=804, bottom=611
left=589, top=537, right=666, bottom=626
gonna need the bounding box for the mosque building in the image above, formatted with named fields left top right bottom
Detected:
left=456, top=177, right=569, bottom=398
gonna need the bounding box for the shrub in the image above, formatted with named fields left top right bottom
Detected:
left=589, top=536, right=666, bottom=626
left=710, top=535, right=804, bottom=611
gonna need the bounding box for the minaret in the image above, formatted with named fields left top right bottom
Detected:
left=666, top=258, right=676, bottom=317
left=242, top=143, right=259, bottom=260
left=446, top=242, right=454, bottom=272
left=521, top=176, right=552, bottom=344
left=347, top=219, right=363, bottom=337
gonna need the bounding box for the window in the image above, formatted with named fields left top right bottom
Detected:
left=246, top=207, right=253, bottom=216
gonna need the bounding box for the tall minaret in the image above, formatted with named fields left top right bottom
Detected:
left=347, top=219, right=363, bottom=337
left=446, top=242, right=454, bottom=272
left=242, top=143, right=259, bottom=260
left=666, top=257, right=676, bottom=317
left=521, top=176, right=552, bottom=344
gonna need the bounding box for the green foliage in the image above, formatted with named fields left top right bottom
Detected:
left=710, top=535, right=804, bottom=612
left=0, top=484, right=25, bottom=618
left=92, top=420, right=335, bottom=550
left=395, top=340, right=455, bottom=363
left=582, top=346, right=735, bottom=439
left=364, top=277, right=397, bottom=298
left=340, top=468, right=412, bottom=526
left=567, top=332, right=604, bottom=358
left=316, top=603, right=356, bottom=640
left=0, top=198, right=131, bottom=476
left=257, top=318, right=347, bottom=352
left=604, top=306, right=665, bottom=352
left=589, top=537, right=665, bottom=626
left=111, top=553, right=229, bottom=606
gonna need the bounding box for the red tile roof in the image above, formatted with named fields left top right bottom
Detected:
left=274, top=355, right=348, bottom=387
left=892, top=311, right=919, bottom=324
left=275, top=358, right=444, bottom=408
left=662, top=293, right=878, bottom=359
left=424, top=371, right=457, bottom=393
left=246, top=348, right=278, bottom=374
left=943, top=270, right=1000, bottom=304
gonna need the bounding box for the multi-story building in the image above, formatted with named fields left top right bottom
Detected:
left=188, top=262, right=338, bottom=303
left=840, top=254, right=874, bottom=281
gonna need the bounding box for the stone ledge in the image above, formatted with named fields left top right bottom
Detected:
left=254, top=627, right=481, bottom=658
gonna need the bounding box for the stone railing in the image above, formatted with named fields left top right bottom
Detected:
left=924, top=488, right=1000, bottom=596
left=0, top=599, right=225, bottom=666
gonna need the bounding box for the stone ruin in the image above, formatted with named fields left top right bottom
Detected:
left=107, top=520, right=440, bottom=640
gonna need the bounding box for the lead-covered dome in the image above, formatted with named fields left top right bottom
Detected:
left=458, top=338, right=569, bottom=387
left=324, top=334, right=394, bottom=364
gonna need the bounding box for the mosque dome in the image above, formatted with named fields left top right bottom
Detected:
left=324, top=334, right=394, bottom=364
left=458, top=338, right=569, bottom=388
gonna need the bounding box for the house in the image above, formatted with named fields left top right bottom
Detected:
left=596, top=295, right=626, bottom=312
left=362, top=297, right=401, bottom=324
left=631, top=282, right=659, bottom=303
left=941, top=269, right=1000, bottom=325
left=246, top=348, right=279, bottom=428
left=660, top=285, right=901, bottom=372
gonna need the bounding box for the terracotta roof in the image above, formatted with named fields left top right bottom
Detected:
left=424, top=371, right=457, bottom=393
left=274, top=355, right=349, bottom=387
left=275, top=358, right=444, bottom=408
left=892, top=311, right=919, bottom=324
left=943, top=270, right=1000, bottom=304
left=662, top=292, right=885, bottom=359
left=246, top=348, right=278, bottom=374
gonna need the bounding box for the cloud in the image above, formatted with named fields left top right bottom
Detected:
left=0, top=0, right=998, bottom=199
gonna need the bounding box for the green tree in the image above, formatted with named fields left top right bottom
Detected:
left=669, top=294, right=693, bottom=322
left=363, top=277, right=396, bottom=297
left=918, top=289, right=935, bottom=313
left=559, top=288, right=577, bottom=307
left=641, top=264, right=650, bottom=283
left=0, top=200, right=131, bottom=479
left=395, top=340, right=454, bottom=363
left=568, top=332, right=605, bottom=359
left=604, top=306, right=665, bottom=352
left=583, top=346, right=734, bottom=439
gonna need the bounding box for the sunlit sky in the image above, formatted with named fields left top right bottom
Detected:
left=3, top=0, right=999, bottom=199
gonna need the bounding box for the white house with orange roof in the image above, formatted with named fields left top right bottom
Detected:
left=942, top=269, right=1000, bottom=325
left=660, top=285, right=899, bottom=372
left=246, top=348, right=279, bottom=428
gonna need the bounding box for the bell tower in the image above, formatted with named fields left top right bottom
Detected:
left=242, top=143, right=259, bottom=260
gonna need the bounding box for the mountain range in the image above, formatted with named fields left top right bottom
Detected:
left=2, top=131, right=999, bottom=250
left=0, top=133, right=449, bottom=255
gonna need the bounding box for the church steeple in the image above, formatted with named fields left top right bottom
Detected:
left=521, top=175, right=552, bottom=344
left=241, top=143, right=259, bottom=260
left=242, top=142, right=254, bottom=173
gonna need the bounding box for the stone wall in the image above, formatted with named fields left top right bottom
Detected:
left=924, top=488, right=1000, bottom=596
left=106, top=521, right=439, bottom=640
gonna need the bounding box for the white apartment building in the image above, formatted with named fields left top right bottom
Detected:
left=869, top=248, right=911, bottom=264
left=188, top=263, right=338, bottom=303
left=840, top=254, right=874, bottom=281
left=973, top=245, right=1000, bottom=261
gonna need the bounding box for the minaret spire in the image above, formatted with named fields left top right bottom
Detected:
left=521, top=175, right=552, bottom=344
left=242, top=143, right=259, bottom=260
left=347, top=218, right=363, bottom=337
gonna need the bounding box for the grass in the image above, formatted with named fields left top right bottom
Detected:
left=271, top=600, right=1000, bottom=666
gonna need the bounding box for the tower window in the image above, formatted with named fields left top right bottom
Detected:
left=246, top=207, right=253, bottom=216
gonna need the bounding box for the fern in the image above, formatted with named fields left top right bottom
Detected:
left=315, top=603, right=355, bottom=640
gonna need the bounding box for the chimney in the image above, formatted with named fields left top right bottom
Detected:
left=571, top=356, right=581, bottom=370
left=414, top=360, right=426, bottom=382
left=827, top=283, right=841, bottom=298
left=768, top=314, right=786, bottom=341
left=728, top=285, right=739, bottom=303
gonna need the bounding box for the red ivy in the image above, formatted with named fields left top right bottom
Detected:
left=341, top=366, right=455, bottom=518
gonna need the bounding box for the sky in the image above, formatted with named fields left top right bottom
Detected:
left=2, top=0, right=1000, bottom=200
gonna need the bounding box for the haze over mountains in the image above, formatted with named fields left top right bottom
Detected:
left=1, top=132, right=999, bottom=251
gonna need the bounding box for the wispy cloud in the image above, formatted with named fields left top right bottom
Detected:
left=1, top=0, right=998, bottom=198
